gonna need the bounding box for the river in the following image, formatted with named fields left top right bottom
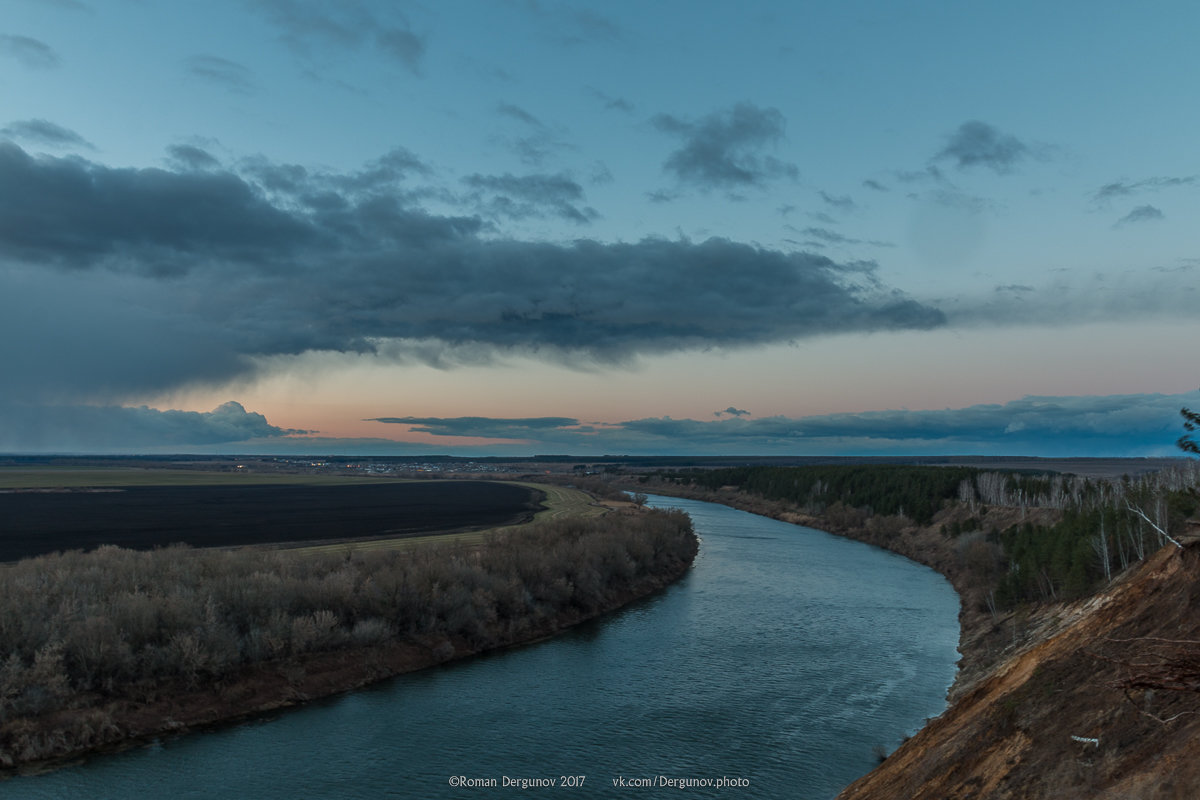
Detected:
left=4, top=494, right=960, bottom=799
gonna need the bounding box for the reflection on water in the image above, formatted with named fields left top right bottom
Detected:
left=5, top=495, right=959, bottom=799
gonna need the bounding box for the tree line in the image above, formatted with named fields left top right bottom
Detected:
left=0, top=509, right=696, bottom=735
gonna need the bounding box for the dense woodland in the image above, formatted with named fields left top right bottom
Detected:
left=653, top=461, right=1200, bottom=610
left=0, top=509, right=696, bottom=740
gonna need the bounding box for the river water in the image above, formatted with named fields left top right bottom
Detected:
left=4, top=495, right=960, bottom=799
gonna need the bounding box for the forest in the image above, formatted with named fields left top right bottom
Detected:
left=653, top=461, right=1200, bottom=610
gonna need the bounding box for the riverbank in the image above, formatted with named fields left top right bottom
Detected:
left=1, top=509, right=698, bottom=775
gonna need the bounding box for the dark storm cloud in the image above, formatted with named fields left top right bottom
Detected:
left=0, top=401, right=299, bottom=453
left=1092, top=176, right=1197, bottom=203
left=186, top=55, right=256, bottom=94
left=0, top=267, right=253, bottom=404
left=0, top=141, right=318, bottom=271
left=462, top=172, right=597, bottom=223
left=0, top=34, right=60, bottom=69
left=653, top=103, right=799, bottom=190
left=1, top=142, right=945, bottom=403
left=249, top=0, right=427, bottom=75
left=1115, top=205, right=1164, bottom=226
left=1, top=119, right=93, bottom=149
left=934, top=121, right=1029, bottom=173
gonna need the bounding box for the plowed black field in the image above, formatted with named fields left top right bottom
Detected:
left=0, top=481, right=540, bottom=561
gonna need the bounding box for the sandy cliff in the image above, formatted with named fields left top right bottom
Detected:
left=838, top=540, right=1200, bottom=800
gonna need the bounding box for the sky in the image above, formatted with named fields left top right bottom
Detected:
left=1, top=0, right=1198, bottom=457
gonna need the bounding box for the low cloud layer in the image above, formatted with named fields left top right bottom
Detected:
left=0, top=401, right=299, bottom=453
left=369, top=391, right=1200, bottom=457
left=0, top=141, right=943, bottom=405
left=7, top=392, right=1194, bottom=456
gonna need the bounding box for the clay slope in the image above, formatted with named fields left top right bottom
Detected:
left=839, top=540, right=1200, bottom=800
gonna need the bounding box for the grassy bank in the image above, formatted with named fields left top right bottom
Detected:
left=0, top=508, right=697, bottom=772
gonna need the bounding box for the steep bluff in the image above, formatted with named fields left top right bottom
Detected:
left=838, top=539, right=1200, bottom=800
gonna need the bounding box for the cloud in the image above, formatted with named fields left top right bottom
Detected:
left=800, top=228, right=894, bottom=248
left=517, top=2, right=626, bottom=47
left=0, top=401, right=299, bottom=453
left=363, top=392, right=1199, bottom=457
left=0, top=34, right=60, bottom=69
left=934, top=121, right=1029, bottom=173
left=0, top=141, right=944, bottom=404
left=653, top=103, right=799, bottom=190
left=862, top=179, right=888, bottom=192
left=493, top=102, right=573, bottom=166
left=376, top=27, right=425, bottom=74
left=249, top=0, right=427, bottom=75
left=462, top=172, right=597, bottom=223
left=1093, top=176, right=1197, bottom=203
left=940, top=269, right=1196, bottom=326
left=584, top=86, right=634, bottom=113
left=0, top=141, right=319, bottom=272
left=1115, top=204, right=1164, bottom=226
left=497, top=102, right=544, bottom=128
left=166, top=144, right=222, bottom=171
left=819, top=191, right=855, bottom=211
left=1, top=119, right=93, bottom=149
left=186, top=55, right=256, bottom=94
left=714, top=407, right=750, bottom=418
left=625, top=393, right=1193, bottom=456
left=370, top=416, right=582, bottom=441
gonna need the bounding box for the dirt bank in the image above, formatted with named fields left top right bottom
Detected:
left=838, top=540, right=1200, bottom=799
